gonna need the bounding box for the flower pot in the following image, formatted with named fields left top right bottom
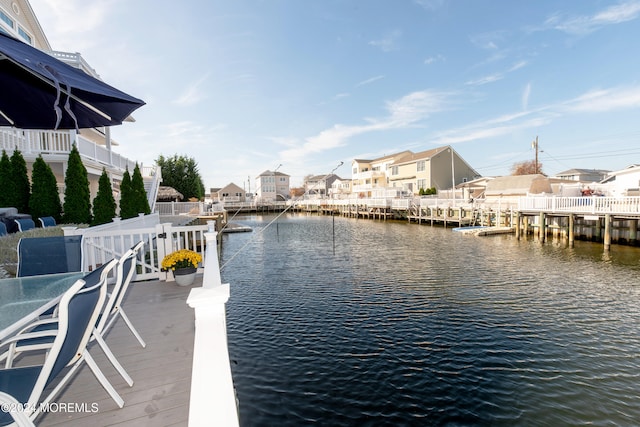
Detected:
left=173, top=267, right=197, bottom=286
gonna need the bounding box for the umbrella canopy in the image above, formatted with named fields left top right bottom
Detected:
left=0, top=32, right=145, bottom=130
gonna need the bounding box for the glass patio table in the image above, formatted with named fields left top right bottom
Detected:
left=0, top=271, right=85, bottom=343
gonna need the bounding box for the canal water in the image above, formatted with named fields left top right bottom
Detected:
left=220, top=214, right=640, bottom=426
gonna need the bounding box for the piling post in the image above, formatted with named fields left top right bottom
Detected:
left=515, top=212, right=521, bottom=239
left=568, top=214, right=575, bottom=248
left=630, top=219, right=638, bottom=244
left=604, top=214, right=611, bottom=252
left=539, top=212, right=546, bottom=242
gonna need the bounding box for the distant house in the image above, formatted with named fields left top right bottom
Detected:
left=303, top=174, right=340, bottom=198
left=553, top=168, right=609, bottom=182
left=210, top=183, right=251, bottom=203
left=600, top=164, right=640, bottom=196
left=255, top=170, right=290, bottom=202
left=351, top=146, right=480, bottom=197
left=329, top=178, right=352, bottom=199
left=484, top=174, right=553, bottom=207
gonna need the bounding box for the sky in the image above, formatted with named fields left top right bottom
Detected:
left=30, top=0, right=640, bottom=190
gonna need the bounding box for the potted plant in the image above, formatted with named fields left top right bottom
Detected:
left=161, top=249, right=202, bottom=286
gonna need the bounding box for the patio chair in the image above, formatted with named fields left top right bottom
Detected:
left=0, top=259, right=123, bottom=425
left=37, top=216, right=56, bottom=228
left=3, top=256, right=137, bottom=394
left=17, top=235, right=83, bottom=277
left=14, top=218, right=35, bottom=232
left=0, top=391, right=35, bottom=427
left=98, top=241, right=147, bottom=348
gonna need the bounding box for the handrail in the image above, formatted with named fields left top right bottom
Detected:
left=186, top=230, right=239, bottom=427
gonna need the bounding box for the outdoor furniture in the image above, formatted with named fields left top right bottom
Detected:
left=0, top=391, right=35, bottom=426
left=37, top=216, right=56, bottom=228
left=99, top=241, right=147, bottom=348
left=0, top=260, right=121, bottom=425
left=0, top=272, right=85, bottom=342
left=0, top=221, right=6, bottom=237
left=17, top=235, right=83, bottom=277
left=2, top=258, right=136, bottom=400
left=14, top=218, right=35, bottom=232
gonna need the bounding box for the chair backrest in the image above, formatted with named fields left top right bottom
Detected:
left=15, top=218, right=35, bottom=232
left=96, top=241, right=144, bottom=333
left=38, top=217, right=56, bottom=228
left=0, top=222, right=6, bottom=237
left=17, top=236, right=83, bottom=277
left=26, top=259, right=117, bottom=408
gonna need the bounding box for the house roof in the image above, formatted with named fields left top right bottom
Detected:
left=257, top=170, right=290, bottom=177
left=485, top=174, right=553, bottom=196
left=555, top=168, right=610, bottom=175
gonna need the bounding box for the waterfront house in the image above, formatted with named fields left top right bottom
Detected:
left=256, top=170, right=290, bottom=202
left=329, top=177, right=352, bottom=199
left=351, top=146, right=480, bottom=197
left=210, top=182, right=251, bottom=203
left=484, top=174, right=554, bottom=209
left=600, top=164, right=640, bottom=196
left=303, top=173, right=340, bottom=198
left=0, top=0, right=157, bottom=209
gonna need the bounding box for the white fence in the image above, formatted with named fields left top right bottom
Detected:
left=518, top=196, right=640, bottom=215
left=63, top=213, right=210, bottom=281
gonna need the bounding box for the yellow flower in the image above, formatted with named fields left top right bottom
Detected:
left=161, top=249, right=202, bottom=270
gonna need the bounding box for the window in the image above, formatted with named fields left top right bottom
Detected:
left=417, top=179, right=426, bottom=190
left=0, top=10, right=14, bottom=29
left=417, top=160, right=425, bottom=172
left=392, top=166, right=398, bottom=175
left=17, top=27, right=31, bottom=44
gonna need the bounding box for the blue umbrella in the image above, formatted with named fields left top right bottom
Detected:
left=0, top=32, right=144, bottom=130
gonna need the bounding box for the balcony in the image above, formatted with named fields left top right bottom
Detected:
left=0, top=127, right=137, bottom=173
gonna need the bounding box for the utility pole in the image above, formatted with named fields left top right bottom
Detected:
left=532, top=136, right=539, bottom=174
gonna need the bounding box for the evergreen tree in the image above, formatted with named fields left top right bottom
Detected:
left=63, top=144, right=91, bottom=224
left=92, top=168, right=116, bottom=226
left=131, top=163, right=150, bottom=216
left=119, top=167, right=135, bottom=219
left=0, top=150, right=12, bottom=207
left=156, top=154, right=205, bottom=200
left=10, top=148, right=30, bottom=213
left=29, top=156, right=62, bottom=221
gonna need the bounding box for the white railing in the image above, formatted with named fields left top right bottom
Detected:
left=155, top=202, right=205, bottom=216
left=518, top=196, right=640, bottom=215
left=0, top=128, right=137, bottom=172
left=186, top=230, right=239, bottom=427
left=62, top=213, right=209, bottom=281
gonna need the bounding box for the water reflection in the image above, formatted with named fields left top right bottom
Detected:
left=222, top=214, right=640, bottom=426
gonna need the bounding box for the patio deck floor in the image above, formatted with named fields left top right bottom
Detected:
left=36, top=276, right=198, bottom=427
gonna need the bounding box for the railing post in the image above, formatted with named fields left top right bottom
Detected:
left=156, top=223, right=173, bottom=281
left=186, top=231, right=239, bottom=427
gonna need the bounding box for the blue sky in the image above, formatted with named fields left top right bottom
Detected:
left=31, top=0, right=640, bottom=189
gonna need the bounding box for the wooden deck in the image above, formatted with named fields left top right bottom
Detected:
left=36, top=276, right=198, bottom=426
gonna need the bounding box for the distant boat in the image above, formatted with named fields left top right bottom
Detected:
left=453, top=226, right=513, bottom=236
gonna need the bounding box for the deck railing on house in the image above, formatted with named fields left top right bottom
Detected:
left=0, top=127, right=138, bottom=172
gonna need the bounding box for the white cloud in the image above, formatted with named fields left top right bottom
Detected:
left=280, top=90, right=452, bottom=163
left=356, top=75, right=384, bottom=87
left=546, top=1, right=640, bottom=35
left=369, top=30, right=402, bottom=52
left=173, top=74, right=211, bottom=106
left=431, top=84, right=640, bottom=146
left=424, top=54, right=445, bottom=65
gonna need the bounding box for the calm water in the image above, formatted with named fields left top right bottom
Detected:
left=220, top=214, right=640, bottom=426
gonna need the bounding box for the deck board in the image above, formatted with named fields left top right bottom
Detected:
left=35, top=276, right=198, bottom=426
